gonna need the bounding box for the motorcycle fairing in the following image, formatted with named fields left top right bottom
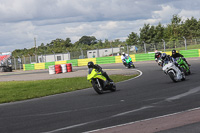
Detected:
left=87, top=68, right=107, bottom=82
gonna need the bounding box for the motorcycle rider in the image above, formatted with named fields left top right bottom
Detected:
left=171, top=50, right=190, bottom=66
left=161, top=51, right=183, bottom=73
left=155, top=50, right=162, bottom=62
left=87, top=61, right=113, bottom=83
left=160, top=53, right=171, bottom=66
left=121, top=52, right=130, bottom=66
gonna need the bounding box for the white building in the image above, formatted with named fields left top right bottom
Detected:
left=87, top=47, right=120, bottom=58
left=37, top=53, right=70, bottom=63
left=87, top=46, right=136, bottom=58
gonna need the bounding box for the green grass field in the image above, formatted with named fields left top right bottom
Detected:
left=0, top=74, right=138, bottom=103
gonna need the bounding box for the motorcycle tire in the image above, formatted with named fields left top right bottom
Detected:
left=168, top=72, right=177, bottom=82
left=188, top=69, right=191, bottom=75
left=110, top=83, right=116, bottom=92
left=92, top=80, right=104, bottom=94
left=181, top=74, right=186, bottom=81
left=183, top=69, right=188, bottom=75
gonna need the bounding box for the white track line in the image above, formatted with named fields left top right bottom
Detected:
left=117, top=69, right=143, bottom=84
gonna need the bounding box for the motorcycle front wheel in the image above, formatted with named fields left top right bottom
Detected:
left=92, top=80, right=104, bottom=94
left=168, top=71, right=177, bottom=82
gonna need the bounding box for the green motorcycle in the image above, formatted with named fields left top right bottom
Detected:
left=176, top=57, right=191, bottom=75
left=87, top=68, right=116, bottom=94
left=125, top=57, right=135, bottom=68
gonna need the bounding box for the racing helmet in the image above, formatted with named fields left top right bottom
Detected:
left=172, top=49, right=176, bottom=55
left=122, top=52, right=125, bottom=56
left=87, top=61, right=94, bottom=68
left=161, top=53, right=167, bottom=60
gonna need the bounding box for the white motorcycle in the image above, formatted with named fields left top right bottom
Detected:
left=155, top=57, right=162, bottom=67
left=162, top=62, right=185, bottom=82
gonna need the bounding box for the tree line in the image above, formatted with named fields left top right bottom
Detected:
left=12, top=15, right=200, bottom=58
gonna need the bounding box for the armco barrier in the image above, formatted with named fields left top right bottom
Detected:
left=67, top=59, right=78, bottom=67
left=199, top=49, right=200, bottom=57
left=96, top=56, right=115, bottom=64
left=55, top=60, right=67, bottom=65
left=180, top=49, right=199, bottom=58
left=45, top=62, right=55, bottom=69
left=115, top=56, right=122, bottom=63
left=114, top=55, right=136, bottom=63
left=135, top=53, right=154, bottom=62
left=35, top=63, right=45, bottom=70
left=23, top=49, right=200, bottom=71
left=130, top=55, right=136, bottom=62
left=23, top=64, right=35, bottom=70
left=163, top=51, right=171, bottom=56
left=78, top=58, right=96, bottom=66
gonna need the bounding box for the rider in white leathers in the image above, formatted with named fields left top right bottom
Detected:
left=121, top=52, right=130, bottom=66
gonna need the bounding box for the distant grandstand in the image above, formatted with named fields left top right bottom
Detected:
left=0, top=52, right=12, bottom=72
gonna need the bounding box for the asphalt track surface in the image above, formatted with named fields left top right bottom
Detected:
left=0, top=58, right=200, bottom=133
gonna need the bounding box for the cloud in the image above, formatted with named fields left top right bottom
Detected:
left=153, top=5, right=180, bottom=24
left=0, top=0, right=200, bottom=52
left=179, top=10, right=200, bottom=21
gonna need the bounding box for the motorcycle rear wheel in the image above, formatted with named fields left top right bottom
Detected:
left=181, top=73, right=186, bottom=81
left=110, top=84, right=116, bottom=92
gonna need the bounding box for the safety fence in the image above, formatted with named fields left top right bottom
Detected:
left=23, top=49, right=200, bottom=71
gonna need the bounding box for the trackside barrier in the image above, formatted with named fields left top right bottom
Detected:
left=55, top=60, right=67, bottom=65
left=67, top=63, right=72, bottom=72
left=49, top=65, right=55, bottom=74
left=199, top=49, right=200, bottom=57
left=61, top=64, right=67, bottom=73
left=66, top=59, right=78, bottom=67
left=55, top=65, right=62, bottom=74
left=135, top=53, right=154, bottom=61
left=45, top=62, right=55, bottom=69
left=35, top=63, right=45, bottom=70
left=115, top=56, right=122, bottom=63
left=23, top=49, right=200, bottom=71
left=78, top=58, right=96, bottom=66
left=23, top=64, right=35, bottom=70
left=96, top=56, right=115, bottom=64
left=179, top=49, right=199, bottom=58
left=163, top=51, right=172, bottom=56
left=48, top=63, right=73, bottom=74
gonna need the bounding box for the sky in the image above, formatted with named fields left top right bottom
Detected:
left=0, top=0, right=200, bottom=53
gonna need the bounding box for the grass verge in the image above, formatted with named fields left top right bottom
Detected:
left=0, top=74, right=138, bottom=103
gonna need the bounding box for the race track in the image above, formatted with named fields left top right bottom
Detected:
left=0, top=58, right=200, bottom=133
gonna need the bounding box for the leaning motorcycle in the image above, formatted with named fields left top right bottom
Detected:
left=124, top=57, right=135, bottom=68
left=162, top=62, right=185, bottom=82
left=87, top=69, right=116, bottom=94
left=156, top=57, right=162, bottom=67
left=176, top=57, right=191, bottom=75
